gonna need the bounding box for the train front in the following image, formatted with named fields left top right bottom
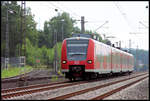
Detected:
left=61, top=37, right=94, bottom=81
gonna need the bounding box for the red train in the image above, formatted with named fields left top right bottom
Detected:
left=61, top=36, right=134, bottom=81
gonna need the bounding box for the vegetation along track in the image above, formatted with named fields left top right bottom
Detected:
left=48, top=72, right=148, bottom=100
left=2, top=69, right=64, bottom=89
left=2, top=69, right=43, bottom=83
left=2, top=72, right=148, bottom=100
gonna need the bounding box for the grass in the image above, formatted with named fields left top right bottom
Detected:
left=51, top=75, right=58, bottom=82
left=1, top=65, right=33, bottom=78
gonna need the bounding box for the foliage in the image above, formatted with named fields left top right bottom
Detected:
left=1, top=1, right=21, bottom=57
left=1, top=65, right=33, bottom=78
left=53, top=42, right=62, bottom=70
left=1, top=2, right=107, bottom=69
left=130, top=48, right=149, bottom=71
left=41, top=12, right=75, bottom=48
left=1, top=2, right=38, bottom=57
left=72, top=26, right=81, bottom=33
left=93, top=32, right=103, bottom=42
left=3, top=2, right=148, bottom=73
left=51, top=75, right=58, bottom=81
left=26, top=37, right=55, bottom=66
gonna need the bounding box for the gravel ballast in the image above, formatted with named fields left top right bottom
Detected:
left=66, top=74, right=148, bottom=100
left=104, top=77, right=149, bottom=100
left=9, top=73, right=148, bottom=100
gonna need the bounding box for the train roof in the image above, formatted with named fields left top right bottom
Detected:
left=92, top=39, right=133, bottom=56
left=64, top=37, right=133, bottom=57
left=65, top=37, right=90, bottom=40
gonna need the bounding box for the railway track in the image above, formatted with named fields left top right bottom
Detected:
left=1, top=81, right=69, bottom=94
left=2, top=70, right=35, bottom=83
left=2, top=69, right=42, bottom=83
left=1, top=71, right=133, bottom=94
left=2, top=69, right=59, bottom=83
left=2, top=80, right=86, bottom=99
left=2, top=68, right=64, bottom=89
left=91, top=76, right=148, bottom=100
left=1, top=72, right=148, bottom=100
left=48, top=72, right=148, bottom=100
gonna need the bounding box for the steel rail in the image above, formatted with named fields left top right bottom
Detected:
left=91, top=76, right=148, bottom=100
left=2, top=80, right=87, bottom=99
left=48, top=73, right=148, bottom=100
left=2, top=72, right=148, bottom=100
left=2, top=80, right=68, bottom=94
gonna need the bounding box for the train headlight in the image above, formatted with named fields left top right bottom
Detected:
left=62, top=60, right=67, bottom=64
left=87, top=60, right=92, bottom=64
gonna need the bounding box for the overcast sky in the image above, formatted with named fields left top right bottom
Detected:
left=18, top=1, right=149, bottom=50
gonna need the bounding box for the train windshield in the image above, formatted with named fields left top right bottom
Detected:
left=67, top=39, right=89, bottom=61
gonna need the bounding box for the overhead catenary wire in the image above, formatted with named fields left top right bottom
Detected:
left=40, top=2, right=81, bottom=22
left=26, top=1, right=111, bottom=32
left=44, top=2, right=107, bottom=24
left=56, top=1, right=108, bottom=23
left=56, top=2, right=81, bottom=18
left=113, top=2, right=135, bottom=33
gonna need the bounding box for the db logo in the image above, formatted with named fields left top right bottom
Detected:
left=74, top=61, right=79, bottom=64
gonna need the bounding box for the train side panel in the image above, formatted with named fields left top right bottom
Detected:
left=61, top=37, right=134, bottom=80
left=112, top=48, right=124, bottom=73
left=94, top=41, right=111, bottom=74
left=85, top=39, right=95, bottom=71
left=112, top=48, right=120, bottom=73
left=61, top=40, right=68, bottom=72
left=128, top=55, right=134, bottom=72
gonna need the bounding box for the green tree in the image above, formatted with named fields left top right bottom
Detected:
left=42, top=12, right=75, bottom=48
left=1, top=2, right=39, bottom=57
left=1, top=1, right=21, bottom=57
left=72, top=26, right=81, bottom=33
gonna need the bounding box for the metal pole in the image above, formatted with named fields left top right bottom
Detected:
left=116, top=42, right=118, bottom=47
left=103, top=34, right=106, bottom=40
left=129, top=39, right=131, bottom=52
left=54, top=9, right=58, bottom=73
left=119, top=41, right=121, bottom=48
left=62, top=22, right=63, bottom=41
left=56, top=30, right=58, bottom=73
left=19, top=1, right=26, bottom=67
left=20, top=1, right=23, bottom=57
left=136, top=45, right=138, bottom=71
left=54, top=29, right=58, bottom=73
left=53, top=29, right=55, bottom=72
left=5, top=1, right=9, bottom=69
left=81, top=16, right=85, bottom=33
left=23, top=1, right=26, bottom=57
left=23, top=1, right=26, bottom=66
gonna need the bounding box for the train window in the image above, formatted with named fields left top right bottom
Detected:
left=115, top=52, right=117, bottom=67
left=67, top=44, right=88, bottom=47
left=124, top=55, right=125, bottom=67
left=66, top=39, right=89, bottom=61
left=123, top=55, right=124, bottom=67
left=130, top=57, right=131, bottom=66
left=117, top=52, right=119, bottom=67
left=125, top=56, right=127, bottom=68
left=93, top=35, right=97, bottom=40
left=112, top=51, right=114, bottom=67
left=118, top=52, right=120, bottom=68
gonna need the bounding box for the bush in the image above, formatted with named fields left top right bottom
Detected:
left=26, top=37, right=62, bottom=70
